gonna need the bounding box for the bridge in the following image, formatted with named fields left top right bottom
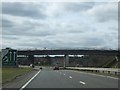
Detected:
left=2, top=48, right=119, bottom=67
left=17, top=49, right=119, bottom=55
left=17, top=49, right=119, bottom=67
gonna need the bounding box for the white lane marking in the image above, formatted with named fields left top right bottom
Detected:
left=63, top=74, right=66, bottom=75
left=19, top=70, right=41, bottom=90
left=80, top=81, right=86, bottom=85
left=69, top=76, right=72, bottom=79
left=73, top=71, right=118, bottom=80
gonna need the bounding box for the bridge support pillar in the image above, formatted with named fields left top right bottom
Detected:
left=64, top=54, right=69, bottom=68
left=28, top=55, right=34, bottom=64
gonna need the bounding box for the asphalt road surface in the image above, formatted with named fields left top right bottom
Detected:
left=22, top=67, right=118, bottom=88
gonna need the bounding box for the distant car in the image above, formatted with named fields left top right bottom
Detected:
left=53, top=66, right=59, bottom=70
left=40, top=67, right=42, bottom=69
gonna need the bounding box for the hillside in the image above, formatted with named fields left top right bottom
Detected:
left=69, top=55, right=119, bottom=68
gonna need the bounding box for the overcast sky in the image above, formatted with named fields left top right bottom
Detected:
left=1, top=1, right=118, bottom=50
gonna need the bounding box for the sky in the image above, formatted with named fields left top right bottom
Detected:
left=1, top=0, right=119, bottom=50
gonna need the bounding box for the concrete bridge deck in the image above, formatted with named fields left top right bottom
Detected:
left=17, top=49, right=119, bottom=55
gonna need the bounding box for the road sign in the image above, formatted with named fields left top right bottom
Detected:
left=2, top=48, right=18, bottom=67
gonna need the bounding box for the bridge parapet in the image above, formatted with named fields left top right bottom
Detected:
left=17, top=49, right=119, bottom=55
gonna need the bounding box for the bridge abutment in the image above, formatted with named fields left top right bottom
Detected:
left=28, top=55, right=34, bottom=64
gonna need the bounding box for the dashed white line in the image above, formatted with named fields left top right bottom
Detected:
left=80, top=81, right=86, bottom=85
left=69, top=76, right=72, bottom=79
left=63, top=74, right=66, bottom=75
left=19, top=70, right=41, bottom=90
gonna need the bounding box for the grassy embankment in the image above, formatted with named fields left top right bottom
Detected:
left=2, top=67, right=33, bottom=83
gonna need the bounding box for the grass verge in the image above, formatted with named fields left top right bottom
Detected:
left=2, top=67, right=33, bottom=83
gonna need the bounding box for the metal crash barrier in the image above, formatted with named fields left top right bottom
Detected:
left=66, top=67, right=120, bottom=75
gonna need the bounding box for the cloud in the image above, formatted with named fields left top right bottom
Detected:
left=1, top=2, right=118, bottom=50
left=2, top=18, right=14, bottom=27
left=2, top=2, right=46, bottom=19
left=87, top=2, right=118, bottom=22
left=64, top=2, right=94, bottom=12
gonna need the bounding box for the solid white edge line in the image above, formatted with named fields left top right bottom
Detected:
left=19, top=70, right=41, bottom=90
left=80, top=81, right=86, bottom=85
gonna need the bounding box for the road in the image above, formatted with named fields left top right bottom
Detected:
left=21, top=67, right=118, bottom=88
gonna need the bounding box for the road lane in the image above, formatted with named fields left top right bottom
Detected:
left=25, top=67, right=81, bottom=88
left=25, top=67, right=118, bottom=88
left=20, top=70, right=41, bottom=90
left=60, top=70, right=118, bottom=88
